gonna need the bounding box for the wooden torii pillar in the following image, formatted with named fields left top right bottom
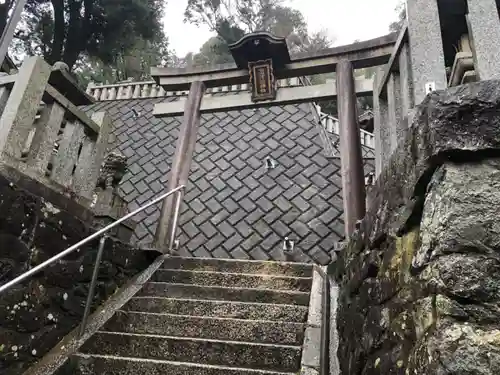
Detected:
left=153, top=82, right=205, bottom=252
left=152, top=32, right=397, bottom=250
left=337, top=60, right=366, bottom=236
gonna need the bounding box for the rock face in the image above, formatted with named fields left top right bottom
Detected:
left=0, top=170, right=155, bottom=375
left=333, top=80, right=500, bottom=375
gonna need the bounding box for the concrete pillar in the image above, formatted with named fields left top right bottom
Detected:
left=387, top=72, right=403, bottom=152
left=336, top=60, right=366, bottom=238
left=466, top=0, right=500, bottom=81
left=154, top=81, right=206, bottom=252
left=373, top=68, right=390, bottom=176
left=406, top=0, right=447, bottom=105
left=73, top=112, right=113, bottom=199
left=0, top=57, right=52, bottom=159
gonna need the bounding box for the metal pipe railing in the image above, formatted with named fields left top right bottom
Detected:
left=0, top=184, right=185, bottom=336
left=317, top=267, right=331, bottom=375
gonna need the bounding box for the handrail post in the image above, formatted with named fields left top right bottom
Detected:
left=78, top=235, right=107, bottom=338
left=315, top=267, right=331, bottom=375
left=168, top=190, right=183, bottom=253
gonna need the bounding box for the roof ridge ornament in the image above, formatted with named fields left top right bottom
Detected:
left=229, top=31, right=291, bottom=103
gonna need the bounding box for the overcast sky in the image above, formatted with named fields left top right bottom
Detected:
left=164, top=0, right=401, bottom=57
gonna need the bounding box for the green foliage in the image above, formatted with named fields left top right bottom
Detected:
left=74, top=36, right=171, bottom=86
left=184, top=0, right=335, bottom=67
left=389, top=0, right=406, bottom=33
left=10, top=0, right=167, bottom=72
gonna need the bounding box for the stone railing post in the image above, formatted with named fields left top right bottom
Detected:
left=387, top=72, right=403, bottom=153
left=398, top=42, right=414, bottom=124
left=51, top=118, right=86, bottom=187
left=72, top=112, right=112, bottom=199
left=26, top=101, right=65, bottom=174
left=0, top=56, right=51, bottom=160
left=373, top=68, right=389, bottom=176
left=406, top=0, right=447, bottom=105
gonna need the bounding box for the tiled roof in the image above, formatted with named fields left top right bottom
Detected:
left=83, top=96, right=374, bottom=264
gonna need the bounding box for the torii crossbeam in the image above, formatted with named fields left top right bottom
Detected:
left=152, top=31, right=397, bottom=251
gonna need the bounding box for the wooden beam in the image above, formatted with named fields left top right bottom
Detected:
left=151, top=34, right=396, bottom=90
left=154, top=80, right=373, bottom=117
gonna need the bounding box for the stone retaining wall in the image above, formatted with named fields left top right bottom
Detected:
left=333, top=80, right=500, bottom=375
left=0, top=169, right=156, bottom=375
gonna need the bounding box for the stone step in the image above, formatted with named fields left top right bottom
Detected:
left=162, top=257, right=313, bottom=277
left=65, top=353, right=296, bottom=375
left=151, top=269, right=312, bottom=291
left=80, top=331, right=301, bottom=372
left=137, top=282, right=310, bottom=305
left=122, top=297, right=309, bottom=323
left=102, top=310, right=306, bottom=345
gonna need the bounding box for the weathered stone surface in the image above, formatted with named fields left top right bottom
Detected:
left=362, top=80, right=500, bottom=250
left=102, top=310, right=305, bottom=345
left=334, top=81, right=500, bottom=375
left=151, top=269, right=312, bottom=291
left=138, top=282, right=310, bottom=305
left=122, top=297, right=309, bottom=322
left=416, top=160, right=500, bottom=269
left=162, top=257, right=314, bottom=277
left=59, top=353, right=294, bottom=375
left=0, top=170, right=155, bottom=375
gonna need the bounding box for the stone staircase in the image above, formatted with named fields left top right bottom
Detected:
left=57, top=257, right=314, bottom=374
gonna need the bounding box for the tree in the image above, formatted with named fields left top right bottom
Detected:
left=184, top=0, right=307, bottom=41
left=74, top=36, right=171, bottom=86
left=10, top=0, right=167, bottom=71
left=184, top=0, right=334, bottom=67
left=389, top=0, right=406, bottom=33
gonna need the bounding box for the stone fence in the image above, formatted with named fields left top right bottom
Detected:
left=0, top=57, right=111, bottom=204
left=373, top=0, right=500, bottom=177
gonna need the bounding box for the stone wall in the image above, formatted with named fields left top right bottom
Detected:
left=0, top=167, right=156, bottom=375
left=333, top=80, right=500, bottom=375
left=83, top=98, right=375, bottom=264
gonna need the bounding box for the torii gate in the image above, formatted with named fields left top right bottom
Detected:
left=151, top=31, right=396, bottom=252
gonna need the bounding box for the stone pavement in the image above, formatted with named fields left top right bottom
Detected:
left=83, top=95, right=374, bottom=264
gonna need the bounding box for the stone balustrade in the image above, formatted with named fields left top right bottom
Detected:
left=373, top=24, right=415, bottom=175
left=319, top=112, right=375, bottom=149
left=86, top=77, right=304, bottom=101
left=0, top=57, right=112, bottom=204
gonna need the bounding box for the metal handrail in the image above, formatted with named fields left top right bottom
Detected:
left=316, top=266, right=331, bottom=375
left=0, top=184, right=185, bottom=336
